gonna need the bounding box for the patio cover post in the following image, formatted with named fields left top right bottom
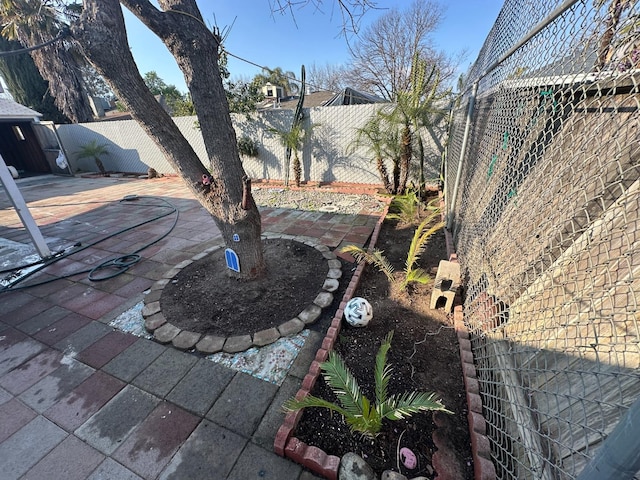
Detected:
left=0, top=154, right=51, bottom=259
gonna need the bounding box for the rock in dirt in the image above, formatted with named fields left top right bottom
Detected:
left=381, top=471, right=407, bottom=480
left=339, top=452, right=376, bottom=480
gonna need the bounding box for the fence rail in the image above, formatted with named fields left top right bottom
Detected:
left=445, top=0, right=640, bottom=478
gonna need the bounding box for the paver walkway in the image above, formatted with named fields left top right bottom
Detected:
left=0, top=175, right=382, bottom=479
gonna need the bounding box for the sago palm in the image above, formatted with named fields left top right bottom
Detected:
left=283, top=331, right=450, bottom=437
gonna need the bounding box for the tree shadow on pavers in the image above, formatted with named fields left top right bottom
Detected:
left=0, top=191, right=212, bottom=288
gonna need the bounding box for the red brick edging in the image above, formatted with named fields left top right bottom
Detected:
left=441, top=216, right=496, bottom=480
left=273, top=198, right=390, bottom=479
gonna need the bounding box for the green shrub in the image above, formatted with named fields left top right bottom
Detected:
left=237, top=136, right=259, bottom=157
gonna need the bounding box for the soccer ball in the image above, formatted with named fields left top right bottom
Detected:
left=344, top=297, right=373, bottom=327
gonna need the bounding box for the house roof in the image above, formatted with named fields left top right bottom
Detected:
left=0, top=97, right=42, bottom=121
left=258, top=88, right=387, bottom=111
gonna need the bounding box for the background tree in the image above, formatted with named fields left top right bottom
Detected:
left=252, top=66, right=299, bottom=97
left=306, top=62, right=348, bottom=92
left=219, top=50, right=264, bottom=114
left=74, top=139, right=109, bottom=175
left=0, top=36, right=69, bottom=122
left=270, top=123, right=306, bottom=187
left=0, top=0, right=94, bottom=122
left=80, top=64, right=114, bottom=101
left=351, top=111, right=397, bottom=194
left=344, top=0, right=454, bottom=101
left=143, top=70, right=190, bottom=114
left=390, top=53, right=450, bottom=192
left=8, top=0, right=375, bottom=281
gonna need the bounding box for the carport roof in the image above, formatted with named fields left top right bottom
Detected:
left=0, top=97, right=42, bottom=121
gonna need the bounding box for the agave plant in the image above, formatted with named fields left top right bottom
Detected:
left=284, top=331, right=450, bottom=437
left=342, top=206, right=444, bottom=290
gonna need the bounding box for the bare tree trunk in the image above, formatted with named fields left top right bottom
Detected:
left=73, top=0, right=265, bottom=279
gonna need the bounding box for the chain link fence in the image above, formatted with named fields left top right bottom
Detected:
left=444, top=0, right=640, bottom=478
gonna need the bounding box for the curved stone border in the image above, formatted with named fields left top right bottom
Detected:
left=141, top=233, right=342, bottom=354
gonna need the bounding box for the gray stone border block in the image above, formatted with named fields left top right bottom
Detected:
left=297, top=305, right=322, bottom=325
left=162, top=267, right=183, bottom=279
left=223, top=335, right=253, bottom=353
left=253, top=328, right=281, bottom=347
left=327, top=268, right=342, bottom=279
left=322, top=278, right=339, bottom=292
left=327, top=259, right=341, bottom=269
left=278, top=318, right=305, bottom=337
left=150, top=278, right=170, bottom=291
left=313, top=292, right=334, bottom=308
left=154, top=323, right=180, bottom=343
left=195, top=335, right=225, bottom=354
left=144, top=313, right=166, bottom=332
left=172, top=330, right=202, bottom=350
left=142, top=301, right=161, bottom=318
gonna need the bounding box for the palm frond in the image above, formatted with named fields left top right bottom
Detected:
left=382, top=391, right=452, bottom=421
left=387, top=190, right=420, bottom=223
left=341, top=245, right=395, bottom=283
left=321, top=351, right=364, bottom=419
left=282, top=394, right=349, bottom=418
left=403, top=214, right=444, bottom=288
left=374, top=331, right=394, bottom=408
left=404, top=267, right=431, bottom=287
left=346, top=395, right=382, bottom=438
left=282, top=331, right=451, bottom=437
left=405, top=216, right=437, bottom=269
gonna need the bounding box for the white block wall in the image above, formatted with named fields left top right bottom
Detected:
left=56, top=103, right=447, bottom=186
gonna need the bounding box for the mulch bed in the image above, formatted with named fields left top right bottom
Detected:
left=293, top=209, right=473, bottom=478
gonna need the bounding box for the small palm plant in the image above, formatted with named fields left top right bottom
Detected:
left=284, top=331, right=450, bottom=437
left=269, top=123, right=307, bottom=187
left=386, top=188, right=421, bottom=224
left=342, top=206, right=444, bottom=290
left=75, top=140, right=109, bottom=175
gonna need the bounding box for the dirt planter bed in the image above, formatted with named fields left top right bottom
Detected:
left=274, top=197, right=493, bottom=479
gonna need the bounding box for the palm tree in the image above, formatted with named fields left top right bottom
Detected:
left=75, top=140, right=109, bottom=175
left=270, top=123, right=306, bottom=187
left=385, top=52, right=449, bottom=194
left=254, top=66, right=299, bottom=97
left=351, top=112, right=397, bottom=193
left=284, top=331, right=450, bottom=437
left=0, top=0, right=94, bottom=123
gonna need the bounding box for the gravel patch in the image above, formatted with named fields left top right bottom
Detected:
left=252, top=188, right=386, bottom=215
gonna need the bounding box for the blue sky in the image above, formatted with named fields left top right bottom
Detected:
left=124, top=0, right=505, bottom=93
